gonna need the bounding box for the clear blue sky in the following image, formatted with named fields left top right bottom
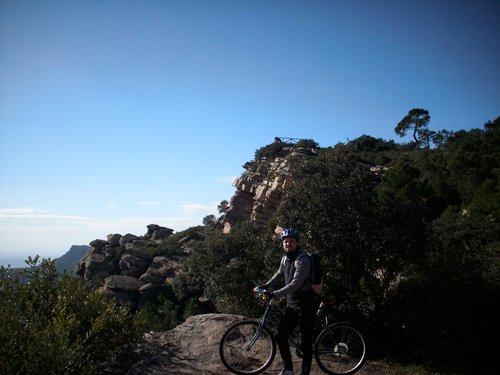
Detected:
left=1, top=0, right=498, bottom=267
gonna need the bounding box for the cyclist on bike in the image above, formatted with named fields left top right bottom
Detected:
left=254, top=227, right=319, bottom=375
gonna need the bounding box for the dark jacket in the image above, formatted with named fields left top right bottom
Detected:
left=264, top=250, right=315, bottom=309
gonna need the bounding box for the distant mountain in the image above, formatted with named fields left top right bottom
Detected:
left=55, top=245, right=90, bottom=273
left=1, top=245, right=90, bottom=280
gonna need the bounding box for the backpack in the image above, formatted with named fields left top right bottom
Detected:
left=297, top=252, right=324, bottom=295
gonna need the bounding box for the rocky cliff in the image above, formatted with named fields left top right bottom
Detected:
left=221, top=145, right=319, bottom=232
left=75, top=143, right=318, bottom=308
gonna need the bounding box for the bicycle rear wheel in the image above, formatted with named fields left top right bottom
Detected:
left=314, top=323, right=366, bottom=375
left=219, top=320, right=276, bottom=375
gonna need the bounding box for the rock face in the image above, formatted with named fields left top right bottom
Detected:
left=222, top=146, right=318, bottom=233
left=75, top=224, right=202, bottom=307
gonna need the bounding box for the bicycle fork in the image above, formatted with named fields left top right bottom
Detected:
left=244, top=320, right=266, bottom=351
left=245, top=304, right=273, bottom=351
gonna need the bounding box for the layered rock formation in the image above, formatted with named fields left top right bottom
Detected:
left=75, top=224, right=204, bottom=307
left=222, top=145, right=319, bottom=232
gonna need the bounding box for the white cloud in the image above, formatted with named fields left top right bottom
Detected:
left=0, top=205, right=213, bottom=262
left=216, top=175, right=238, bottom=184
left=0, top=207, right=38, bottom=215
left=179, top=203, right=216, bottom=215
left=138, top=201, right=163, bottom=206
left=0, top=207, right=95, bottom=230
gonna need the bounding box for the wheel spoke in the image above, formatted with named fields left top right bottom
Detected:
left=315, top=324, right=366, bottom=375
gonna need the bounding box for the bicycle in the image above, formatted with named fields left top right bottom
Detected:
left=219, top=289, right=367, bottom=375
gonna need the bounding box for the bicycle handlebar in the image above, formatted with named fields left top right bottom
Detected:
left=253, top=287, right=272, bottom=302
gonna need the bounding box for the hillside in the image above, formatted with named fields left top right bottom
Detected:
left=1, top=245, right=90, bottom=283
left=54, top=244, right=90, bottom=273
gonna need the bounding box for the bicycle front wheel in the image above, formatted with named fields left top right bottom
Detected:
left=219, top=320, right=276, bottom=375
left=314, top=323, right=366, bottom=375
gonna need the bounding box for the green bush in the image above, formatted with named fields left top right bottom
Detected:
left=140, top=295, right=181, bottom=332
left=295, top=138, right=319, bottom=149
left=188, top=220, right=277, bottom=316
left=254, top=142, right=287, bottom=159
left=254, top=139, right=319, bottom=160
left=0, top=257, right=144, bottom=375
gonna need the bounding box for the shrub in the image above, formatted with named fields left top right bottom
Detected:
left=140, top=295, right=181, bottom=332
left=188, top=221, right=277, bottom=316
left=254, top=142, right=287, bottom=159
left=0, top=257, right=144, bottom=375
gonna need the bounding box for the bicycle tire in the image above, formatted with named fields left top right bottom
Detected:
left=219, top=320, right=276, bottom=375
left=314, top=323, right=366, bottom=375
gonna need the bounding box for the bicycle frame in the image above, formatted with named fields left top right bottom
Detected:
left=245, top=303, right=271, bottom=350
left=244, top=297, right=282, bottom=351
left=315, top=301, right=332, bottom=329
left=250, top=296, right=329, bottom=351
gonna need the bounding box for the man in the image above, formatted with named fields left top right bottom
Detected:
left=255, top=227, right=318, bottom=375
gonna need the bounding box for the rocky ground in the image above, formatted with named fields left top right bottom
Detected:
left=102, top=313, right=436, bottom=375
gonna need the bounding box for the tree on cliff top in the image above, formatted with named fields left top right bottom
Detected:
left=395, top=108, right=431, bottom=147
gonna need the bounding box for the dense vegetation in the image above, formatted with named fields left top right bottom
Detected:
left=182, top=115, right=499, bottom=374
left=0, top=257, right=144, bottom=375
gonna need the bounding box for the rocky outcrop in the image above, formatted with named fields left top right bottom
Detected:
left=98, top=314, right=246, bottom=374
left=75, top=224, right=194, bottom=308
left=222, top=146, right=318, bottom=232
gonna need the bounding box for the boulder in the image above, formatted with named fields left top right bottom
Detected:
left=100, top=275, right=146, bottom=304
left=145, top=224, right=174, bottom=240
left=89, top=239, right=108, bottom=251
left=119, top=253, right=151, bottom=277
left=107, top=233, right=122, bottom=247
left=119, top=233, right=139, bottom=247
left=178, top=232, right=206, bottom=244
left=139, top=256, right=176, bottom=284
left=124, top=241, right=154, bottom=259
left=102, top=274, right=145, bottom=291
